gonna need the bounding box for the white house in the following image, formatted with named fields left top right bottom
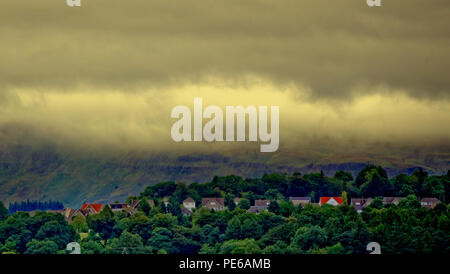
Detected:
left=183, top=197, right=196, bottom=211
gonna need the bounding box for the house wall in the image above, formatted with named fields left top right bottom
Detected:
left=183, top=202, right=195, bottom=210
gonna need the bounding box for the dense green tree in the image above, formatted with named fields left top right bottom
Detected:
left=422, top=176, right=445, bottom=201
left=199, top=243, right=219, bottom=254
left=172, top=230, right=202, bottom=254
left=398, top=195, right=421, bottom=209
left=138, top=198, right=151, bottom=216
left=219, top=238, right=261, bottom=254
left=88, top=206, right=116, bottom=245
left=80, top=240, right=104, bottom=254
left=147, top=227, right=176, bottom=253
left=149, top=213, right=178, bottom=229
left=334, top=171, right=353, bottom=183
left=167, top=197, right=183, bottom=218
left=237, top=198, right=251, bottom=210
left=267, top=200, right=281, bottom=215
left=225, top=213, right=263, bottom=240
left=142, top=181, right=177, bottom=199
left=3, top=235, right=21, bottom=254
left=291, top=226, right=327, bottom=252
left=225, top=193, right=236, bottom=211
left=279, top=200, right=295, bottom=217
left=241, top=192, right=256, bottom=205
left=360, top=169, right=393, bottom=197
left=259, top=221, right=297, bottom=246
left=308, top=242, right=346, bottom=254
left=8, top=200, right=64, bottom=213
left=368, top=197, right=384, bottom=209
left=35, top=220, right=76, bottom=249
left=355, top=165, right=388, bottom=188
left=106, top=231, right=149, bottom=254
left=342, top=191, right=349, bottom=205
left=264, top=189, right=283, bottom=200
left=25, top=239, right=59, bottom=254
left=392, top=174, right=418, bottom=197
left=71, top=216, right=88, bottom=233
left=412, top=168, right=428, bottom=197
left=262, top=241, right=289, bottom=254
left=125, top=213, right=152, bottom=242
left=1, top=166, right=448, bottom=255
left=0, top=201, right=8, bottom=221
left=287, top=174, right=311, bottom=197
left=201, top=224, right=221, bottom=245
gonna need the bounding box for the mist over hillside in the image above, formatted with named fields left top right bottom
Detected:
left=0, top=145, right=448, bottom=208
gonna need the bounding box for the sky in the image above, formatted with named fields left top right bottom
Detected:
left=0, top=0, right=449, bottom=159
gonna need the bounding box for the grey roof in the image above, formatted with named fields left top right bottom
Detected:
left=181, top=207, right=192, bottom=215
left=420, top=197, right=441, bottom=203
left=254, top=200, right=271, bottom=207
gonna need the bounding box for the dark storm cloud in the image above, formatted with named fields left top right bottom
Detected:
left=0, top=0, right=449, bottom=100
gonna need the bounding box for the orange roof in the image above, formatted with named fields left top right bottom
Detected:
left=81, top=203, right=104, bottom=213
left=319, top=197, right=343, bottom=205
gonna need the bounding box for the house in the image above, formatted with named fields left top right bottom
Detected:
left=420, top=198, right=441, bottom=209
left=130, top=199, right=155, bottom=209
left=233, top=197, right=241, bottom=205
left=147, top=199, right=155, bottom=207
left=81, top=203, right=104, bottom=215
left=108, top=203, right=129, bottom=212
left=181, top=197, right=196, bottom=215
left=202, top=198, right=225, bottom=211
left=382, top=197, right=405, bottom=205
left=181, top=207, right=193, bottom=216
left=162, top=197, right=170, bottom=207
left=290, top=197, right=311, bottom=206
left=319, top=197, right=343, bottom=206
left=183, top=197, right=196, bottom=211
left=128, top=199, right=154, bottom=215
left=350, top=198, right=373, bottom=213
left=254, top=200, right=271, bottom=211
left=129, top=199, right=140, bottom=210
left=127, top=200, right=140, bottom=215
left=247, top=206, right=263, bottom=213
left=64, top=208, right=85, bottom=224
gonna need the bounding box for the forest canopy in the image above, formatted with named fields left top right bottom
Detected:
left=0, top=165, right=448, bottom=254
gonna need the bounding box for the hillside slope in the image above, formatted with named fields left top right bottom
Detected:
left=0, top=145, right=448, bottom=208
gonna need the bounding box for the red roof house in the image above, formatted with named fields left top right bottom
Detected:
left=81, top=203, right=104, bottom=215
left=319, top=197, right=343, bottom=206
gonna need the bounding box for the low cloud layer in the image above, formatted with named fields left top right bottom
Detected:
left=1, top=0, right=449, bottom=99
left=0, top=83, right=448, bottom=157
left=0, top=0, right=449, bottom=158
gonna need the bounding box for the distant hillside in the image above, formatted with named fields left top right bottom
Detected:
left=0, top=145, right=448, bottom=208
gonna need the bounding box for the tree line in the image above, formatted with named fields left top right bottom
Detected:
left=140, top=165, right=449, bottom=206
left=0, top=165, right=448, bottom=254
left=8, top=200, right=64, bottom=214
